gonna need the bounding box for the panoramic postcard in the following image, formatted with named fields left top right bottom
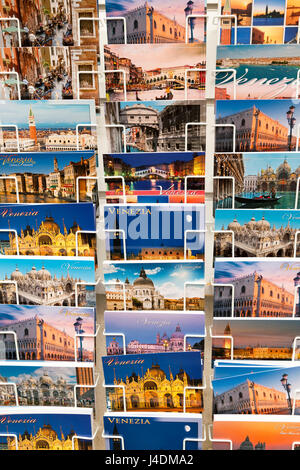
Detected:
left=212, top=318, right=300, bottom=361
left=0, top=362, right=94, bottom=408
left=0, top=409, right=93, bottom=450
left=214, top=209, right=300, bottom=258
left=104, top=152, right=205, bottom=204
left=0, top=255, right=95, bottom=307
left=104, top=310, right=205, bottom=355
left=216, top=44, right=300, bottom=100
left=105, top=100, right=206, bottom=153
left=105, top=44, right=206, bottom=101
left=213, top=416, right=300, bottom=450
left=0, top=47, right=99, bottom=103
left=213, top=365, right=300, bottom=416
left=215, top=99, right=300, bottom=153
left=0, top=304, right=96, bottom=362
left=104, top=204, right=205, bottom=260
left=103, top=260, right=205, bottom=311
left=104, top=413, right=203, bottom=450
left=214, top=152, right=300, bottom=209
left=0, top=0, right=99, bottom=48
left=105, top=0, right=206, bottom=44
left=214, top=259, right=300, bottom=317
left=0, top=101, right=96, bottom=153
left=102, top=351, right=203, bottom=412
left=0, top=151, right=97, bottom=204
left=219, top=0, right=300, bottom=45
left=0, top=203, right=96, bottom=259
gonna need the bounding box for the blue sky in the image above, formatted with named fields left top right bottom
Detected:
left=104, top=261, right=204, bottom=299
left=253, top=0, right=285, bottom=14
left=0, top=412, right=92, bottom=436
left=0, top=151, right=95, bottom=175
left=104, top=415, right=202, bottom=450
left=104, top=311, right=205, bottom=344
left=216, top=99, right=300, bottom=127
left=215, top=209, right=300, bottom=230
left=0, top=203, right=95, bottom=235
left=105, top=205, right=205, bottom=253
left=102, top=351, right=202, bottom=383
left=105, top=152, right=204, bottom=169
left=0, top=365, right=77, bottom=384
left=0, top=101, right=93, bottom=128
left=120, top=101, right=170, bottom=113
left=0, top=257, right=95, bottom=282
left=214, top=259, right=300, bottom=293
left=243, top=153, right=300, bottom=175
left=213, top=365, right=300, bottom=400
left=217, top=44, right=300, bottom=59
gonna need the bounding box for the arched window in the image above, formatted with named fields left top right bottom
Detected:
left=134, top=20, right=138, bottom=30
left=241, top=119, right=245, bottom=127
left=154, top=20, right=157, bottom=29
left=24, top=328, right=29, bottom=336
left=162, top=24, right=165, bottom=32
left=241, top=285, right=246, bottom=294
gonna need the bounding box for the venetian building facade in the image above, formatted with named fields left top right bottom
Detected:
left=214, top=272, right=294, bottom=317
left=7, top=424, right=79, bottom=450
left=0, top=315, right=76, bottom=361
left=109, top=363, right=202, bottom=411
left=215, top=216, right=296, bottom=257
left=214, top=153, right=244, bottom=205
left=107, top=323, right=192, bottom=355
left=5, top=215, right=94, bottom=258
left=0, top=265, right=86, bottom=306
left=216, top=106, right=295, bottom=152
left=15, top=372, right=74, bottom=407
left=257, top=159, right=300, bottom=193
left=214, top=379, right=294, bottom=415
left=0, top=374, right=15, bottom=404
left=107, top=1, right=186, bottom=44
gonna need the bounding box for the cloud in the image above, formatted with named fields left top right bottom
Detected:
left=103, top=264, right=125, bottom=274
left=158, top=282, right=182, bottom=299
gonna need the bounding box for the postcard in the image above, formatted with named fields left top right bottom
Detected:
left=104, top=44, right=206, bottom=102
left=105, top=0, right=206, bottom=44
left=104, top=412, right=203, bottom=450
left=214, top=209, right=300, bottom=258
left=215, top=99, right=300, bottom=153
left=103, top=260, right=204, bottom=311
left=104, top=204, right=205, bottom=260
left=214, top=152, right=300, bottom=210
left=0, top=304, right=95, bottom=362
left=105, top=100, right=206, bottom=153
left=0, top=361, right=94, bottom=409
left=102, top=351, right=203, bottom=413
left=104, top=310, right=205, bottom=355
left=213, top=362, right=288, bottom=380
left=0, top=47, right=100, bottom=105
left=213, top=415, right=300, bottom=450
left=212, top=318, right=300, bottom=362
left=0, top=0, right=99, bottom=48
left=0, top=203, right=96, bottom=261
left=213, top=364, right=300, bottom=416
left=213, top=259, right=300, bottom=318
left=0, top=100, right=97, bottom=153
left=219, top=0, right=300, bottom=46
left=0, top=407, right=93, bottom=450
left=0, top=255, right=95, bottom=307
left=0, top=151, right=97, bottom=204
left=103, top=151, right=205, bottom=203
left=216, top=44, right=300, bottom=100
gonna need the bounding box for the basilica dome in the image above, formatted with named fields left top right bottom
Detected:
left=133, top=268, right=154, bottom=287
left=39, top=424, right=58, bottom=439
left=37, top=266, right=52, bottom=281
left=228, top=218, right=241, bottom=231
left=148, top=364, right=166, bottom=380
left=40, top=216, right=60, bottom=235
left=27, top=266, right=38, bottom=278
left=39, top=372, right=53, bottom=386
left=11, top=266, right=24, bottom=280
left=256, top=216, right=270, bottom=231
left=246, top=217, right=256, bottom=230
left=171, top=324, right=184, bottom=339
left=276, top=159, right=291, bottom=177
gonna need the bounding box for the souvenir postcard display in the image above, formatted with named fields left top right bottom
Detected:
left=212, top=0, right=300, bottom=450
left=0, top=0, right=100, bottom=444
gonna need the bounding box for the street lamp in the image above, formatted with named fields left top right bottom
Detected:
left=184, top=1, right=195, bottom=43
left=74, top=317, right=85, bottom=361
left=280, top=373, right=292, bottom=414
left=163, top=340, right=168, bottom=351
left=286, top=105, right=296, bottom=151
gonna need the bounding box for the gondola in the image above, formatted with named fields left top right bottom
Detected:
left=235, top=195, right=282, bottom=204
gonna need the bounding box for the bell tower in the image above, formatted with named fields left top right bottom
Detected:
left=220, top=0, right=232, bottom=45
left=28, top=106, right=37, bottom=144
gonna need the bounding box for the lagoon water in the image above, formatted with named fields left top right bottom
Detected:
left=253, top=17, right=284, bottom=26
left=216, top=191, right=298, bottom=209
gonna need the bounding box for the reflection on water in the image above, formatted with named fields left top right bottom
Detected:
left=216, top=192, right=298, bottom=209
left=0, top=194, right=77, bottom=204
left=129, top=180, right=184, bottom=191
left=110, top=89, right=205, bottom=101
